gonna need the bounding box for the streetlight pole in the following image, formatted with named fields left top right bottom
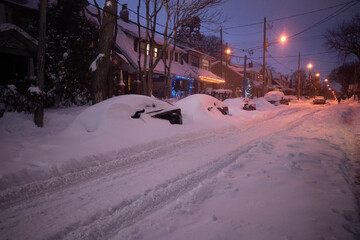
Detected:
left=225, top=43, right=231, bottom=88
left=297, top=52, right=300, bottom=100
left=307, top=63, right=313, bottom=96
left=243, top=55, right=247, bottom=98
left=262, top=17, right=267, bottom=96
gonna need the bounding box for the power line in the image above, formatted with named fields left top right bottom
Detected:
left=269, top=51, right=338, bottom=59
left=222, top=0, right=357, bottom=30
left=288, top=1, right=359, bottom=39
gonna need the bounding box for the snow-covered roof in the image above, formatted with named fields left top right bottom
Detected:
left=178, top=45, right=214, bottom=60
left=118, top=18, right=165, bottom=46
left=115, top=20, right=224, bottom=83
left=0, top=23, right=38, bottom=45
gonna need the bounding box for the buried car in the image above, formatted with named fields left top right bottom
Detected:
left=175, top=94, right=230, bottom=123
left=264, top=91, right=289, bottom=106
left=130, top=97, right=182, bottom=124
left=313, top=96, right=326, bottom=104
left=66, top=95, right=183, bottom=135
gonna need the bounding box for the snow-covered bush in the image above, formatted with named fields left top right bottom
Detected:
left=0, top=85, right=46, bottom=115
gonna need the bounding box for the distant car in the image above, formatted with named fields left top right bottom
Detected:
left=313, top=96, right=326, bottom=104
left=264, top=91, right=289, bottom=106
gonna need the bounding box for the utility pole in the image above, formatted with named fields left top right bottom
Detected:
left=243, top=55, right=247, bottom=98
left=297, top=52, right=300, bottom=100
left=34, top=0, right=47, bottom=127
left=220, top=27, right=223, bottom=79
left=262, top=17, right=267, bottom=96
left=225, top=42, right=228, bottom=82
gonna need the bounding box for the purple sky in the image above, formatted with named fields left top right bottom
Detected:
left=213, top=0, right=360, bottom=79
left=95, top=0, right=360, bottom=80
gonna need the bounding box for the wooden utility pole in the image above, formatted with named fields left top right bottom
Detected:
left=220, top=27, right=223, bottom=79
left=34, top=0, right=47, bottom=127
left=243, top=55, right=247, bottom=98
left=225, top=42, right=228, bottom=82
left=262, top=17, right=267, bottom=96
left=297, top=52, right=300, bottom=100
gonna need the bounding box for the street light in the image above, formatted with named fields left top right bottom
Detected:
left=325, top=78, right=328, bottom=82
left=315, top=73, right=320, bottom=78
left=225, top=46, right=231, bottom=87
left=280, top=35, right=287, bottom=44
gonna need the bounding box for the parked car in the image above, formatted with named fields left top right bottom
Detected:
left=130, top=97, right=182, bottom=124
left=264, top=91, right=289, bottom=106
left=313, top=96, right=326, bottom=104
left=243, top=98, right=256, bottom=111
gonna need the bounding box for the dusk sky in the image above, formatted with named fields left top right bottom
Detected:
left=95, top=0, right=360, bottom=80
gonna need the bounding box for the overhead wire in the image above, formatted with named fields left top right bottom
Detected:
left=222, top=0, right=357, bottom=30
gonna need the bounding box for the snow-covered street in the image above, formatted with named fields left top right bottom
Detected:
left=1, top=97, right=360, bottom=240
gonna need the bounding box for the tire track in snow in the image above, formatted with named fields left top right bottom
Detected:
left=47, top=108, right=321, bottom=240
left=49, top=144, right=257, bottom=240
left=0, top=126, right=239, bottom=209
left=0, top=107, right=306, bottom=209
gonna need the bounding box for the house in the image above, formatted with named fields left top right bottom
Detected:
left=112, top=4, right=225, bottom=99
left=0, top=0, right=39, bottom=90
left=211, top=60, right=264, bottom=98
left=268, top=71, right=295, bottom=95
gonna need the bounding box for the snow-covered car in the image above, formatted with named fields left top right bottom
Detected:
left=264, top=91, right=289, bottom=106
left=242, top=98, right=256, bottom=111
left=67, top=95, right=182, bottom=135
left=129, top=96, right=182, bottom=124
left=313, top=96, right=326, bottom=104
left=175, top=94, right=230, bottom=124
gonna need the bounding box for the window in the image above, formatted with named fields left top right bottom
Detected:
left=175, top=53, right=178, bottom=62
left=146, top=43, right=158, bottom=57
left=154, top=47, right=158, bottom=57
left=134, top=38, right=138, bottom=52
left=202, top=59, right=210, bottom=71
left=190, top=55, right=199, bottom=68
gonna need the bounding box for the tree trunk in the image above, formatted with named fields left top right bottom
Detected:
left=34, top=0, right=47, bottom=127
left=91, top=0, right=117, bottom=104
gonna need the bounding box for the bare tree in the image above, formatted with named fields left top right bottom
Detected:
left=138, top=0, right=226, bottom=97
left=90, top=0, right=118, bottom=104
left=325, top=14, right=360, bottom=61
left=325, top=14, right=360, bottom=93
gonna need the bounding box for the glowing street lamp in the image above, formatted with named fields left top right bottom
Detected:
left=225, top=48, right=231, bottom=55
left=307, top=63, right=313, bottom=69
left=325, top=78, right=328, bottom=82
left=315, top=73, right=320, bottom=78
left=280, top=35, right=287, bottom=44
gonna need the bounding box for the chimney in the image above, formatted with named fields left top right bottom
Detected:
left=120, top=4, right=129, bottom=22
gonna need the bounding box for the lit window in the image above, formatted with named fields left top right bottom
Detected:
left=202, top=59, right=210, bottom=71
left=154, top=47, right=158, bottom=57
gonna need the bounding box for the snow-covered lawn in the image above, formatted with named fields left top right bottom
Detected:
left=0, top=95, right=359, bottom=240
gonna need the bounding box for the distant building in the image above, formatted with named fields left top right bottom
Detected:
left=211, top=61, right=265, bottom=98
